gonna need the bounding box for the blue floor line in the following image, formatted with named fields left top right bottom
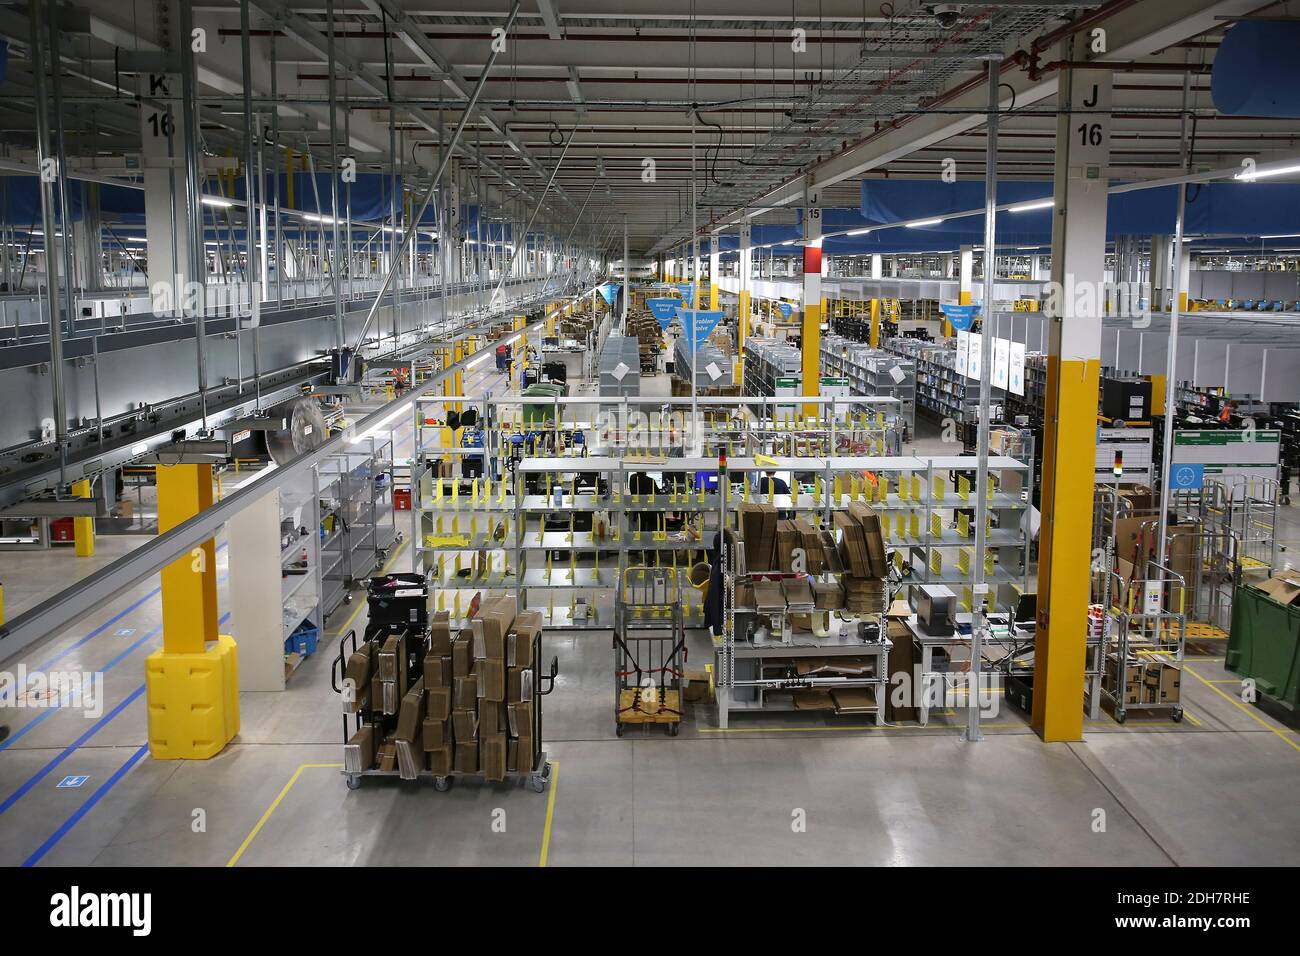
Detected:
left=0, top=611, right=231, bottom=808
left=22, top=744, right=150, bottom=867
left=0, top=684, right=147, bottom=816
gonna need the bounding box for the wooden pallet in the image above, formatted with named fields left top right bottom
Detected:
left=618, top=688, right=681, bottom=724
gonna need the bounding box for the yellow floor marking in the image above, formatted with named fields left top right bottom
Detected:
left=227, top=762, right=343, bottom=867
left=701, top=722, right=1025, bottom=734
left=331, top=539, right=409, bottom=637
left=1182, top=664, right=1300, bottom=755
left=538, top=760, right=560, bottom=868
left=1182, top=709, right=1203, bottom=727
left=1207, top=679, right=1240, bottom=685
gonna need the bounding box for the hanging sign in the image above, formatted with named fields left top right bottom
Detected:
left=1008, top=341, right=1026, bottom=396
left=776, top=302, right=794, bottom=320
left=940, top=302, right=981, bottom=332
left=677, top=307, right=724, bottom=345
left=646, top=298, right=679, bottom=327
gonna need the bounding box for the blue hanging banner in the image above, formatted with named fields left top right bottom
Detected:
left=646, top=298, right=680, bottom=328
left=598, top=282, right=620, bottom=306
left=776, top=302, right=794, bottom=320
left=940, top=302, right=981, bottom=331
left=676, top=307, right=724, bottom=345
left=673, top=283, right=697, bottom=304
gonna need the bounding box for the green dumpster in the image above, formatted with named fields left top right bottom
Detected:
left=522, top=383, right=564, bottom=426
left=1226, top=582, right=1300, bottom=726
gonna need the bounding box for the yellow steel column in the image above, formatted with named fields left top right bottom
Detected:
left=709, top=239, right=720, bottom=311
left=800, top=197, right=823, bottom=416
left=441, top=346, right=454, bottom=450
left=72, top=478, right=95, bottom=557
left=145, top=463, right=238, bottom=759
left=1033, top=62, right=1112, bottom=743
left=869, top=298, right=881, bottom=347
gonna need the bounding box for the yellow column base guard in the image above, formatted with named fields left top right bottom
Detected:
left=146, top=635, right=240, bottom=759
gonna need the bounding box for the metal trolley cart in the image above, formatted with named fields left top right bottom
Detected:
left=614, top=567, right=688, bottom=736
left=332, top=628, right=558, bottom=792
left=1099, top=562, right=1187, bottom=724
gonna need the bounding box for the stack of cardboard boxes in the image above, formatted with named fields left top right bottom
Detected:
left=1104, top=654, right=1180, bottom=707
left=344, top=597, right=545, bottom=782
left=834, top=503, right=889, bottom=614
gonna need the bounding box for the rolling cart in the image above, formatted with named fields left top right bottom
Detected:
left=613, top=567, right=688, bottom=736
left=331, top=627, right=559, bottom=792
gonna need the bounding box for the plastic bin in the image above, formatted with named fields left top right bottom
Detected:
left=286, top=623, right=319, bottom=657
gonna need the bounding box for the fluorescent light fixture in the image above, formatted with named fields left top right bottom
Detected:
left=130, top=442, right=149, bottom=456
left=846, top=228, right=873, bottom=236
left=1235, top=162, right=1300, bottom=182
left=351, top=408, right=406, bottom=444
left=781, top=240, right=794, bottom=246
left=1016, top=245, right=1044, bottom=250
left=201, top=196, right=233, bottom=208
left=905, top=218, right=944, bottom=228
left=466, top=353, right=490, bottom=369
left=1260, top=232, right=1300, bottom=239
left=1008, top=199, right=1054, bottom=213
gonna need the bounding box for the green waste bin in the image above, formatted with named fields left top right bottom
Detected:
left=1226, top=584, right=1300, bottom=726
left=522, top=383, right=564, bottom=426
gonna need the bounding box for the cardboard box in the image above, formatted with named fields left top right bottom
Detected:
left=510, top=610, right=543, bottom=667
left=478, top=659, right=506, bottom=701
left=480, top=734, right=507, bottom=783
left=454, top=742, right=479, bottom=774
left=507, top=700, right=533, bottom=737
left=847, top=502, right=888, bottom=578
left=738, top=503, right=777, bottom=571
left=379, top=679, right=398, bottom=715
left=377, top=739, right=398, bottom=772
left=421, top=717, right=447, bottom=751
left=507, top=666, right=534, bottom=703
left=479, top=701, right=505, bottom=736
left=682, top=669, right=711, bottom=703
left=472, top=596, right=517, bottom=661
left=344, top=725, right=376, bottom=772
left=812, top=581, right=844, bottom=610
left=429, top=609, right=453, bottom=655
left=514, top=733, right=535, bottom=772
left=776, top=519, right=800, bottom=572
left=453, top=675, right=479, bottom=710
left=507, top=737, right=521, bottom=773
left=452, top=632, right=474, bottom=677
left=427, top=686, right=451, bottom=722
left=428, top=745, right=453, bottom=776
left=378, top=632, right=406, bottom=683
left=395, top=736, right=423, bottom=780
left=394, top=678, right=426, bottom=741
left=1257, top=569, right=1300, bottom=607
left=452, top=708, right=479, bottom=742
left=423, top=653, right=453, bottom=687
left=796, top=520, right=824, bottom=573
left=886, top=618, right=917, bottom=722
left=834, top=511, right=871, bottom=577
left=343, top=647, right=373, bottom=712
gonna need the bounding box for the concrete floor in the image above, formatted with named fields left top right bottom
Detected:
left=1, top=380, right=1298, bottom=867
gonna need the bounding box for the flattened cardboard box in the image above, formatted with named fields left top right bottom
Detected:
left=378, top=632, right=406, bottom=682
left=454, top=741, right=479, bottom=774
left=510, top=609, right=543, bottom=667
left=426, top=686, right=451, bottom=722
left=507, top=665, right=534, bottom=703
left=394, top=677, right=426, bottom=741
left=343, top=647, right=373, bottom=711
left=452, top=632, right=474, bottom=677
left=377, top=739, right=398, bottom=772
left=480, top=734, right=507, bottom=783
left=508, top=700, right=533, bottom=737
left=344, top=725, right=376, bottom=772
left=813, top=580, right=844, bottom=609
left=479, top=701, right=505, bottom=736
left=421, top=717, right=447, bottom=751
left=478, top=659, right=506, bottom=701
left=423, top=653, right=452, bottom=688
left=429, top=609, right=453, bottom=655
left=428, top=745, right=453, bottom=776
left=452, top=708, right=479, bottom=742
left=453, top=674, right=479, bottom=710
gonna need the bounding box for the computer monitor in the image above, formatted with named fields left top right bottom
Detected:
left=1014, top=592, right=1037, bottom=625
